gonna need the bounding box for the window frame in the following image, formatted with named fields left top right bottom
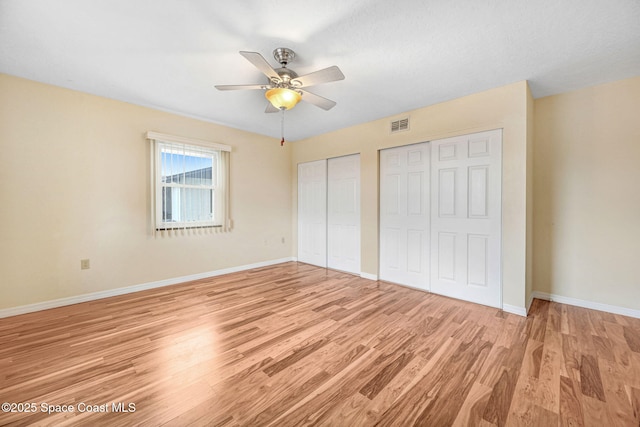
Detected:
left=146, top=131, right=231, bottom=233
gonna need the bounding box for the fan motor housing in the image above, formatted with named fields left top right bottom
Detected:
left=274, top=67, right=298, bottom=85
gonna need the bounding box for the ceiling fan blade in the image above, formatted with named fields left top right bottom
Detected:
left=265, top=103, right=280, bottom=113
left=299, top=89, right=337, bottom=110
left=292, top=66, right=345, bottom=88
left=215, top=84, right=267, bottom=91
left=239, top=51, right=281, bottom=81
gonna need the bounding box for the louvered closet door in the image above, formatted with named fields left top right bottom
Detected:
left=297, top=160, right=327, bottom=267
left=327, top=154, right=361, bottom=274
left=430, top=129, right=502, bottom=308
left=379, top=143, right=430, bottom=289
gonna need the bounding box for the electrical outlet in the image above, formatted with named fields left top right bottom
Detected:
left=80, top=259, right=90, bottom=270
left=281, top=237, right=285, bottom=244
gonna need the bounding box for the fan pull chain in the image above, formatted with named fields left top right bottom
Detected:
left=280, top=107, right=285, bottom=146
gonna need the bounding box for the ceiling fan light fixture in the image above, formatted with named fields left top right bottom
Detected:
left=265, top=88, right=301, bottom=110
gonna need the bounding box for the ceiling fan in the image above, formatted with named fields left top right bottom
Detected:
left=215, top=48, right=345, bottom=112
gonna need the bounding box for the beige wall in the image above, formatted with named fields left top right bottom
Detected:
left=533, top=76, right=640, bottom=310
left=0, top=74, right=292, bottom=310
left=292, top=81, right=531, bottom=311
left=5, top=70, right=638, bottom=315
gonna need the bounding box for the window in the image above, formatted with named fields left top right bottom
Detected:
left=147, top=132, right=231, bottom=233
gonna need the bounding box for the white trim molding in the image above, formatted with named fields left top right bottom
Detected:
left=360, top=272, right=378, bottom=281
left=502, top=304, right=528, bottom=317
left=532, top=291, right=640, bottom=319
left=0, top=258, right=295, bottom=319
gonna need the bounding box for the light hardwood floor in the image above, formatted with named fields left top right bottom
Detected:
left=1, top=262, right=639, bottom=426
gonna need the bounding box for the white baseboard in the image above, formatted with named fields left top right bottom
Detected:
left=502, top=304, right=528, bottom=317
left=0, top=257, right=296, bottom=319
left=532, top=291, right=640, bottom=319
left=526, top=292, right=535, bottom=314
left=360, top=272, right=378, bottom=281
left=10, top=262, right=636, bottom=321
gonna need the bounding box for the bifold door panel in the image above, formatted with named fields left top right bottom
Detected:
left=327, top=154, right=361, bottom=274
left=298, top=155, right=361, bottom=274
left=297, top=160, right=327, bottom=267
left=430, top=129, right=502, bottom=308
left=379, top=143, right=430, bottom=289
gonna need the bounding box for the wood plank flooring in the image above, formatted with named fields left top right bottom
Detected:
left=1, top=262, right=639, bottom=426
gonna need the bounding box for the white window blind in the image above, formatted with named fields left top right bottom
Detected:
left=146, top=132, right=231, bottom=235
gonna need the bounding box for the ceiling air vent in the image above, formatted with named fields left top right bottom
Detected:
left=390, top=117, right=410, bottom=133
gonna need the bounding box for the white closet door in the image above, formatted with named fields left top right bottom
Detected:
left=379, top=143, right=430, bottom=289
left=430, top=129, right=502, bottom=308
left=327, top=154, right=361, bottom=274
left=298, top=160, right=327, bottom=267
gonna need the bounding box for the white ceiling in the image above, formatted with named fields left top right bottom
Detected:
left=2, top=0, right=639, bottom=141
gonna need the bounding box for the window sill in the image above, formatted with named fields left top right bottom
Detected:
left=155, top=225, right=222, bottom=231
